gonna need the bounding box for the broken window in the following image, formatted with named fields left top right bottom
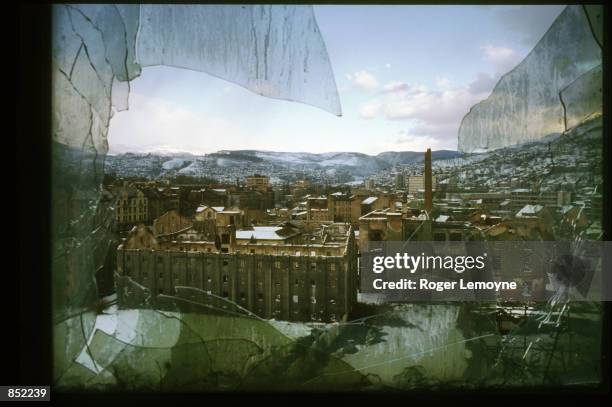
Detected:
left=52, top=4, right=343, bottom=390
left=50, top=4, right=603, bottom=393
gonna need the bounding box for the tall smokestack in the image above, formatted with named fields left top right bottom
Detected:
left=424, top=148, right=432, bottom=213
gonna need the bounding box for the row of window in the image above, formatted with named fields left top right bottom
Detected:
left=126, top=267, right=339, bottom=294
left=131, top=270, right=337, bottom=289
left=118, top=205, right=146, bottom=213
left=118, top=214, right=146, bottom=222
left=128, top=255, right=340, bottom=273
left=152, top=285, right=338, bottom=308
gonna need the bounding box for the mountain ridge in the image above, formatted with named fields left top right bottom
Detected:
left=105, top=148, right=462, bottom=179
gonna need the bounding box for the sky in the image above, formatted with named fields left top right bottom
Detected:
left=107, top=5, right=566, bottom=156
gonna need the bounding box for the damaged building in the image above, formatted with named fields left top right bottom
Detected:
left=116, top=212, right=358, bottom=322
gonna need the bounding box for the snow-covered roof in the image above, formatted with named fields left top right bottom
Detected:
left=516, top=204, right=544, bottom=218
left=435, top=215, right=450, bottom=223
left=220, top=209, right=241, bottom=214
left=236, top=226, right=288, bottom=241
left=362, top=197, right=378, bottom=205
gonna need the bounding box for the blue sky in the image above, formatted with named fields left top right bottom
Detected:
left=108, top=5, right=565, bottom=155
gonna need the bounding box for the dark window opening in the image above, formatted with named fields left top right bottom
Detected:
left=369, top=230, right=384, bottom=241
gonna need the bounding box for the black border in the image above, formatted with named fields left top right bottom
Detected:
left=17, top=2, right=52, bottom=388
left=16, top=1, right=612, bottom=404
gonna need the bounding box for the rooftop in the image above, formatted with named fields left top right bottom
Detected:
left=236, top=226, right=295, bottom=241
left=362, top=197, right=378, bottom=205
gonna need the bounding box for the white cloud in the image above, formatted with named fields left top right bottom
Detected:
left=380, top=81, right=428, bottom=96
left=357, top=77, right=491, bottom=146
left=393, top=133, right=443, bottom=151
left=480, top=44, right=522, bottom=74
left=468, top=72, right=498, bottom=95
left=381, top=81, right=409, bottom=93
left=108, top=92, right=247, bottom=154
left=359, top=99, right=382, bottom=119
left=383, top=84, right=484, bottom=125
left=346, top=70, right=379, bottom=91
left=435, top=77, right=453, bottom=91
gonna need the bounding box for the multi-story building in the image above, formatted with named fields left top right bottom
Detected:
left=115, top=186, right=148, bottom=230
left=246, top=174, right=269, bottom=190
left=153, top=208, right=193, bottom=236
left=328, top=192, right=353, bottom=223
left=406, top=175, right=437, bottom=195
left=142, top=188, right=163, bottom=224
left=509, top=188, right=572, bottom=211
left=229, top=188, right=275, bottom=224
left=360, top=193, right=393, bottom=216
left=116, top=219, right=358, bottom=322
left=307, top=196, right=330, bottom=222
left=151, top=186, right=182, bottom=214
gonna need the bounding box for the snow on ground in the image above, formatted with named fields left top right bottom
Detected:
left=162, top=158, right=187, bottom=170
left=268, top=319, right=314, bottom=339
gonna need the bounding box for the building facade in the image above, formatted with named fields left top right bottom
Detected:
left=117, top=221, right=358, bottom=322
left=116, top=187, right=148, bottom=230
left=246, top=174, right=270, bottom=190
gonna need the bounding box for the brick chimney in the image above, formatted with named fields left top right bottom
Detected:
left=424, top=148, right=432, bottom=213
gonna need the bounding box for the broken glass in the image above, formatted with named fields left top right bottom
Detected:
left=51, top=3, right=603, bottom=392
left=52, top=3, right=342, bottom=390
left=458, top=5, right=602, bottom=153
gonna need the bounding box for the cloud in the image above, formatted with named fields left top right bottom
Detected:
left=393, top=133, right=443, bottom=151
left=346, top=70, right=379, bottom=91
left=381, top=81, right=409, bottom=93
left=358, top=77, right=491, bottom=146
left=381, top=81, right=410, bottom=93
left=359, top=99, right=382, bottom=119
left=495, top=5, right=566, bottom=46
left=380, top=81, right=427, bottom=95
left=383, top=85, right=484, bottom=125
left=436, top=77, right=453, bottom=91
left=480, top=44, right=522, bottom=74
left=108, top=92, right=246, bottom=154
left=468, top=72, right=498, bottom=95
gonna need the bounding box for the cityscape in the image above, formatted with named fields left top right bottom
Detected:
left=104, top=112, right=602, bottom=323
left=47, top=4, right=604, bottom=394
